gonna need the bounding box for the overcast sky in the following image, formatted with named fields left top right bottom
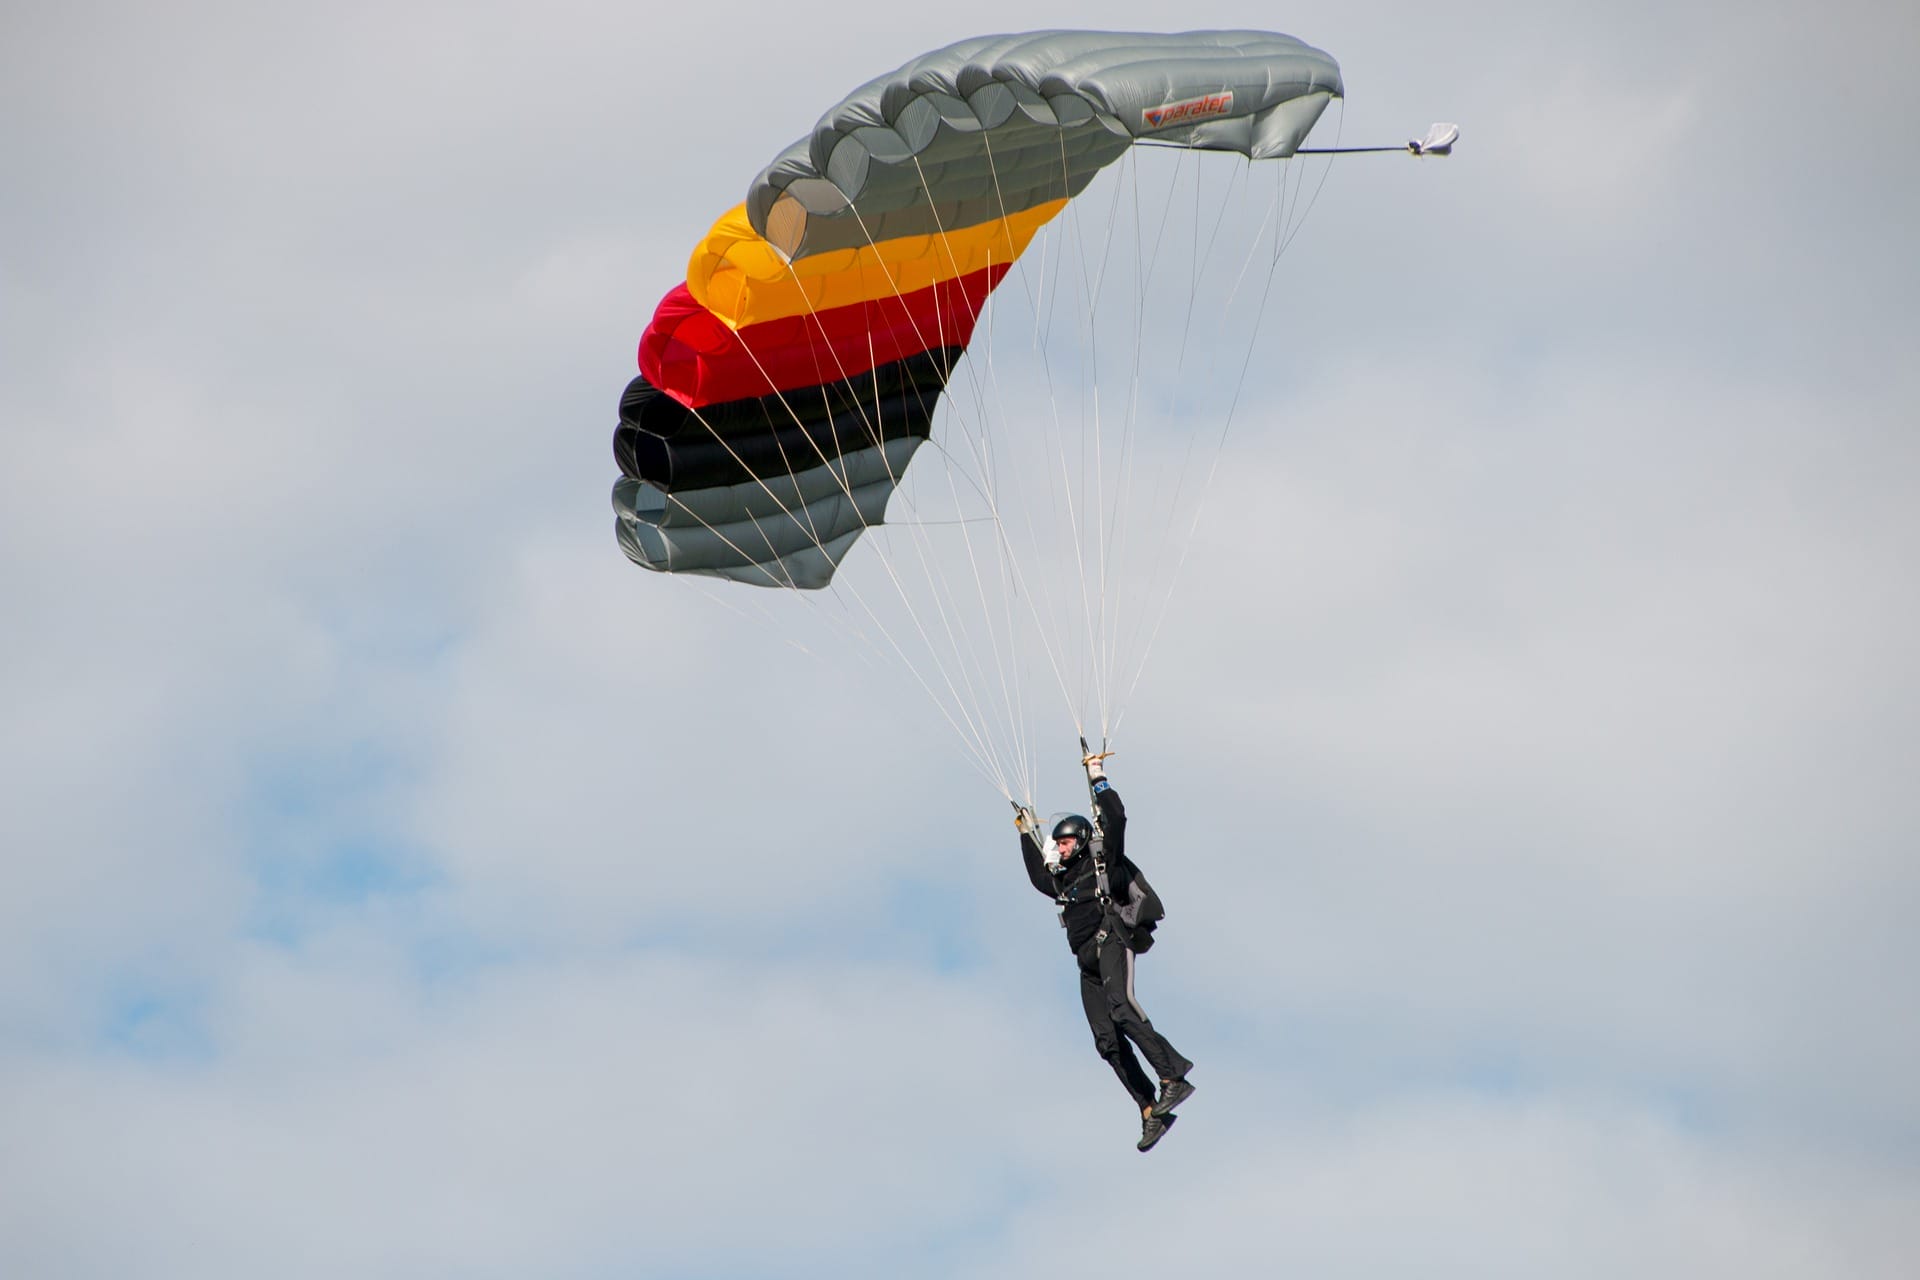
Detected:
left=4, top=1, right=1917, bottom=1276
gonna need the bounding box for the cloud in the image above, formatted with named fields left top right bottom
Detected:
left=7, top=954, right=1917, bottom=1278
left=3, top=1, right=1917, bottom=1274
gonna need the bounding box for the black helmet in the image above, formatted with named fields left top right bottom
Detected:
left=1051, top=814, right=1093, bottom=847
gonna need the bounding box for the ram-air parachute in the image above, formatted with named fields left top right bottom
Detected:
left=611, top=31, right=1424, bottom=801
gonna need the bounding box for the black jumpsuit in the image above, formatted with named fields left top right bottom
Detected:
left=1021, top=781, right=1192, bottom=1112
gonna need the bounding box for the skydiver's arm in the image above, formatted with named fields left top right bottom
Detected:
left=1020, top=832, right=1055, bottom=895
left=1092, top=780, right=1127, bottom=861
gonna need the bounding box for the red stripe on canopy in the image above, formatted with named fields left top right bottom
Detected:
left=639, top=263, right=1007, bottom=409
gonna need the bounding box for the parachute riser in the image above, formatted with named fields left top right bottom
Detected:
left=1079, top=734, right=1115, bottom=912
left=1077, top=734, right=1105, bottom=836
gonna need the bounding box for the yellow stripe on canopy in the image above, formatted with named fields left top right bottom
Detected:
left=687, top=199, right=1067, bottom=330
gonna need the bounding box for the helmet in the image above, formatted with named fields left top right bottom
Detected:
left=1050, top=813, right=1093, bottom=849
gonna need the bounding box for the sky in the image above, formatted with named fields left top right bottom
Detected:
left=3, top=1, right=1918, bottom=1275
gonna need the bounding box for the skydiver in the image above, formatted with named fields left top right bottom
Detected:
left=1015, top=751, right=1196, bottom=1152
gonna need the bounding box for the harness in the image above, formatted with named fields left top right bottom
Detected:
left=1091, top=821, right=1116, bottom=943
left=1054, top=816, right=1115, bottom=934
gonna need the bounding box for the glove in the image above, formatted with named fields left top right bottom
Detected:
left=1012, top=804, right=1039, bottom=836
left=1083, top=750, right=1113, bottom=782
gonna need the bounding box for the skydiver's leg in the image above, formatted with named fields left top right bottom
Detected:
left=1077, top=938, right=1156, bottom=1111
left=1097, top=932, right=1194, bottom=1085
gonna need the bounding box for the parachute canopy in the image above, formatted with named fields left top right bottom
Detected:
left=614, top=30, right=1343, bottom=588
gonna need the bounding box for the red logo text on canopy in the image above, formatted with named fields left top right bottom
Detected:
left=1142, top=91, right=1234, bottom=129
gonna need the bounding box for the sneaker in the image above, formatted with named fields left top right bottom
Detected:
left=1137, top=1110, right=1177, bottom=1152
left=1150, top=1076, right=1196, bottom=1118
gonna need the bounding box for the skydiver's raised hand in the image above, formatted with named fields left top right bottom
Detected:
left=1083, top=750, right=1113, bottom=782
left=1013, top=803, right=1040, bottom=837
